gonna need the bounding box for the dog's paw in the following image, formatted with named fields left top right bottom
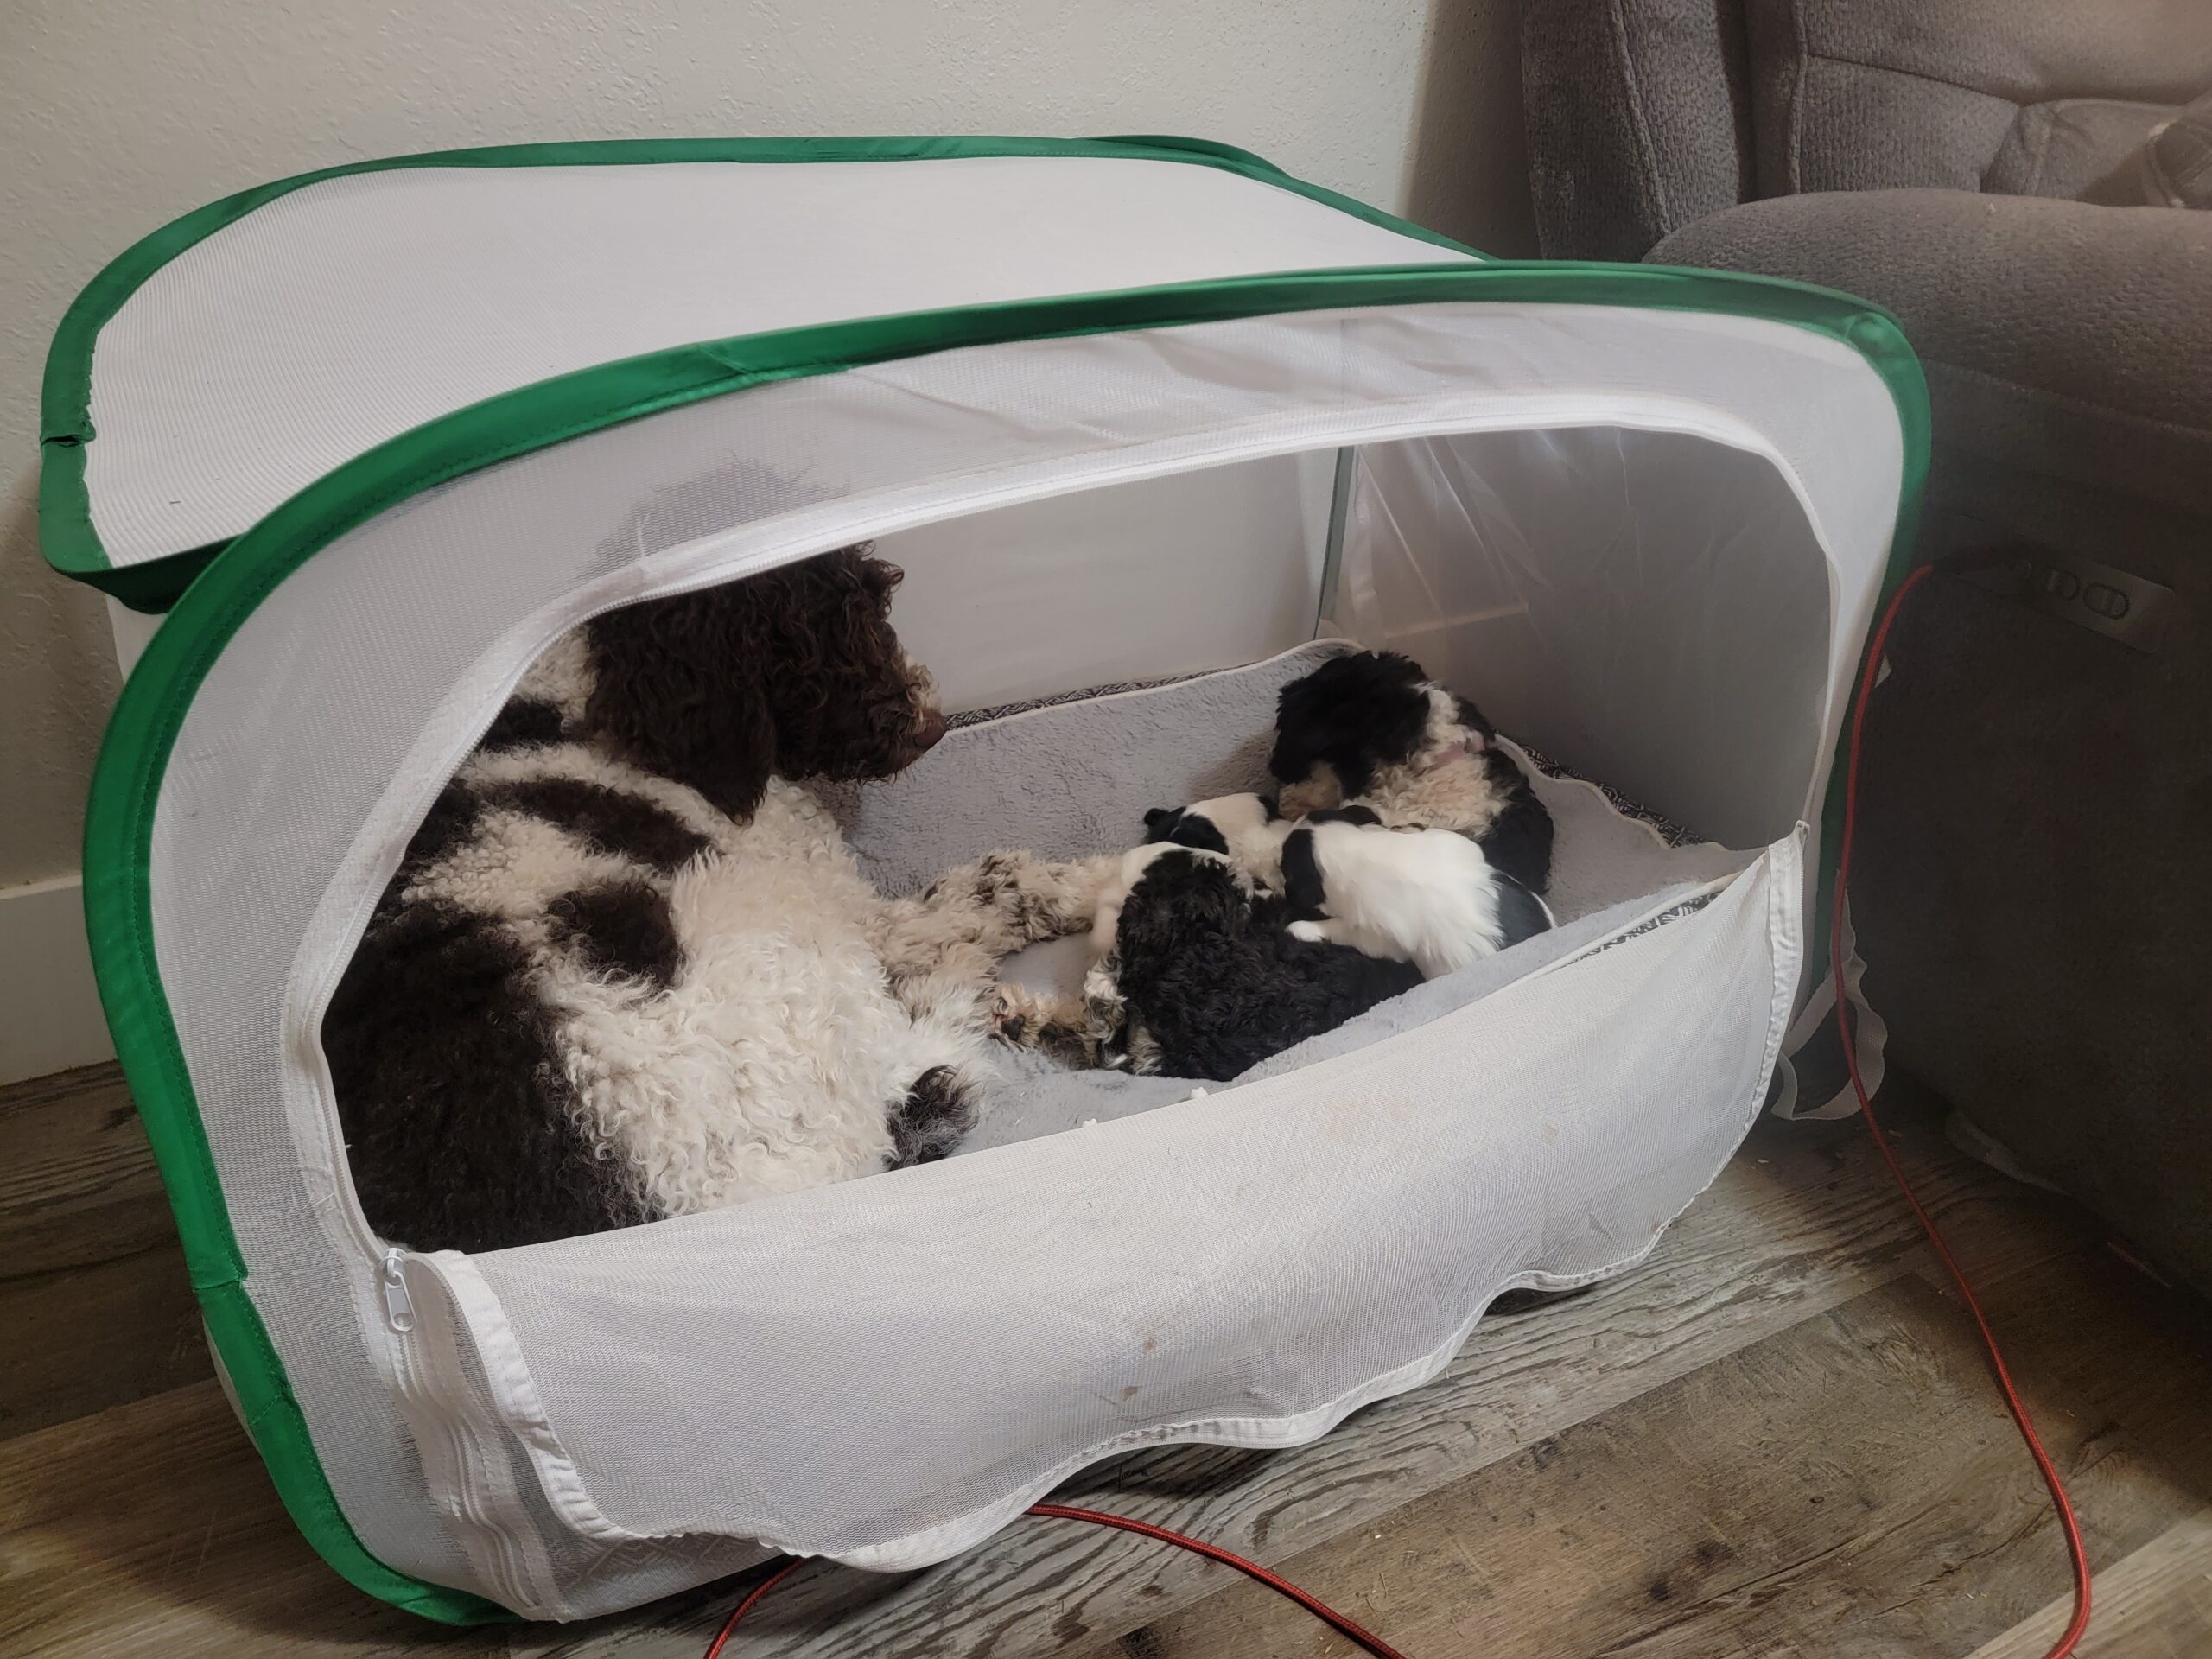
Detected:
left=1287, top=919, right=1328, bottom=944
left=980, top=850, right=1122, bottom=942
left=988, top=982, right=1040, bottom=1045
left=992, top=982, right=1116, bottom=1067
left=989, top=982, right=1084, bottom=1046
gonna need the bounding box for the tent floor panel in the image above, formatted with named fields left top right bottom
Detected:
left=7, top=1067, right=2208, bottom=1657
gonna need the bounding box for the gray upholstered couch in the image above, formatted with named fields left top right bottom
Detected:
left=1520, top=0, right=2212, bottom=1297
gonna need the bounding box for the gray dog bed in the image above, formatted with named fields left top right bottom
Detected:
left=819, top=642, right=1754, bottom=1154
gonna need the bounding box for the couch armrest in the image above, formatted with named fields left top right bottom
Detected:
left=1652, top=189, right=2212, bottom=521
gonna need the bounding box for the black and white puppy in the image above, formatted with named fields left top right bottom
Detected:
left=1147, top=793, right=1554, bottom=978
left=1050, top=842, right=1424, bottom=1081
left=1268, top=650, right=1554, bottom=894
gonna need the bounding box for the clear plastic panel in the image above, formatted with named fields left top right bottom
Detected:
left=1337, top=431, right=1833, bottom=849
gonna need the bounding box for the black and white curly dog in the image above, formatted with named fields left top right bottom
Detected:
left=326, top=546, right=1105, bottom=1254
left=1268, top=649, right=1554, bottom=893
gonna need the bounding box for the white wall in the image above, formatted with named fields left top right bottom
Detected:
left=0, top=0, right=1531, bottom=1077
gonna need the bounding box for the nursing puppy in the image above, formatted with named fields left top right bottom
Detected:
left=1147, top=792, right=1554, bottom=976
left=1022, top=841, right=1423, bottom=1080
left=1268, top=650, right=1554, bottom=894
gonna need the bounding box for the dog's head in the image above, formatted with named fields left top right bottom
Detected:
left=1268, top=650, right=1493, bottom=804
left=582, top=545, right=944, bottom=818
left=1112, top=847, right=1254, bottom=967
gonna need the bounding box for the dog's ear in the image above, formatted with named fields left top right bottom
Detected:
left=1268, top=671, right=1333, bottom=784
left=583, top=585, right=778, bottom=818
left=1141, top=807, right=1180, bottom=842
left=1257, top=793, right=1280, bottom=821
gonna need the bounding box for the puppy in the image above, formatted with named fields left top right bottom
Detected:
left=1147, top=793, right=1554, bottom=977
left=1061, top=844, right=1425, bottom=1080
left=1268, top=650, right=1554, bottom=893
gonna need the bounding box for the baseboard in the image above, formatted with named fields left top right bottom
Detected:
left=0, top=874, right=116, bottom=1085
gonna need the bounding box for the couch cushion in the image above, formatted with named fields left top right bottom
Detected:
left=1520, top=0, right=1754, bottom=259
left=1745, top=0, right=2212, bottom=196
left=1651, top=188, right=2212, bottom=521
left=1986, top=99, right=2176, bottom=200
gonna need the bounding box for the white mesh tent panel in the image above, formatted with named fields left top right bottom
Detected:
left=451, top=839, right=1802, bottom=1592
left=58, top=143, right=1925, bottom=1622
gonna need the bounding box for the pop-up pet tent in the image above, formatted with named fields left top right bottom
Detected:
left=43, top=138, right=1925, bottom=1622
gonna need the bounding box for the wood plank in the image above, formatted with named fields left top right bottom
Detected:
left=9, top=1081, right=2197, bottom=1659
left=1968, top=1509, right=2212, bottom=1658
left=0, top=1233, right=207, bottom=1440
left=0, top=1063, right=168, bottom=1271
left=0, top=1060, right=208, bottom=1437
left=0, top=1378, right=503, bottom=1659
left=1116, top=1274, right=2208, bottom=1659
left=519, top=1104, right=2071, bottom=1659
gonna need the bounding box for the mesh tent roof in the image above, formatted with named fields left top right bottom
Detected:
left=41, top=137, right=1475, bottom=608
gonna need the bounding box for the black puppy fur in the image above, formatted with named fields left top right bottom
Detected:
left=1268, top=650, right=1555, bottom=893
left=326, top=547, right=957, bottom=1254
left=1495, top=874, right=1555, bottom=947
left=1108, top=849, right=1424, bottom=1082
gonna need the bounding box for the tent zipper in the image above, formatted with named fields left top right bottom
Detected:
left=380, top=1248, right=416, bottom=1332
left=377, top=1246, right=546, bottom=1614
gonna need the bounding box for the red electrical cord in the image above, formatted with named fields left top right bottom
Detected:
left=702, top=1560, right=804, bottom=1659
left=1832, top=563, right=2092, bottom=1657
left=702, top=1503, right=1409, bottom=1659
left=706, top=563, right=2092, bottom=1659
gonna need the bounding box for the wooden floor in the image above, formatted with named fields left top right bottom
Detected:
left=4, top=1065, right=2209, bottom=1658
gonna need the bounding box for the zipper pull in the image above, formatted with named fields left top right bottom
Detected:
left=380, top=1248, right=416, bottom=1332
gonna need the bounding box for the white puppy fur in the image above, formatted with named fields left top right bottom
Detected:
left=1281, top=819, right=1553, bottom=977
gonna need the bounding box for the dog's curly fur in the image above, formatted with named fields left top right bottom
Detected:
left=326, top=547, right=1105, bottom=1254
left=1268, top=650, right=1554, bottom=893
